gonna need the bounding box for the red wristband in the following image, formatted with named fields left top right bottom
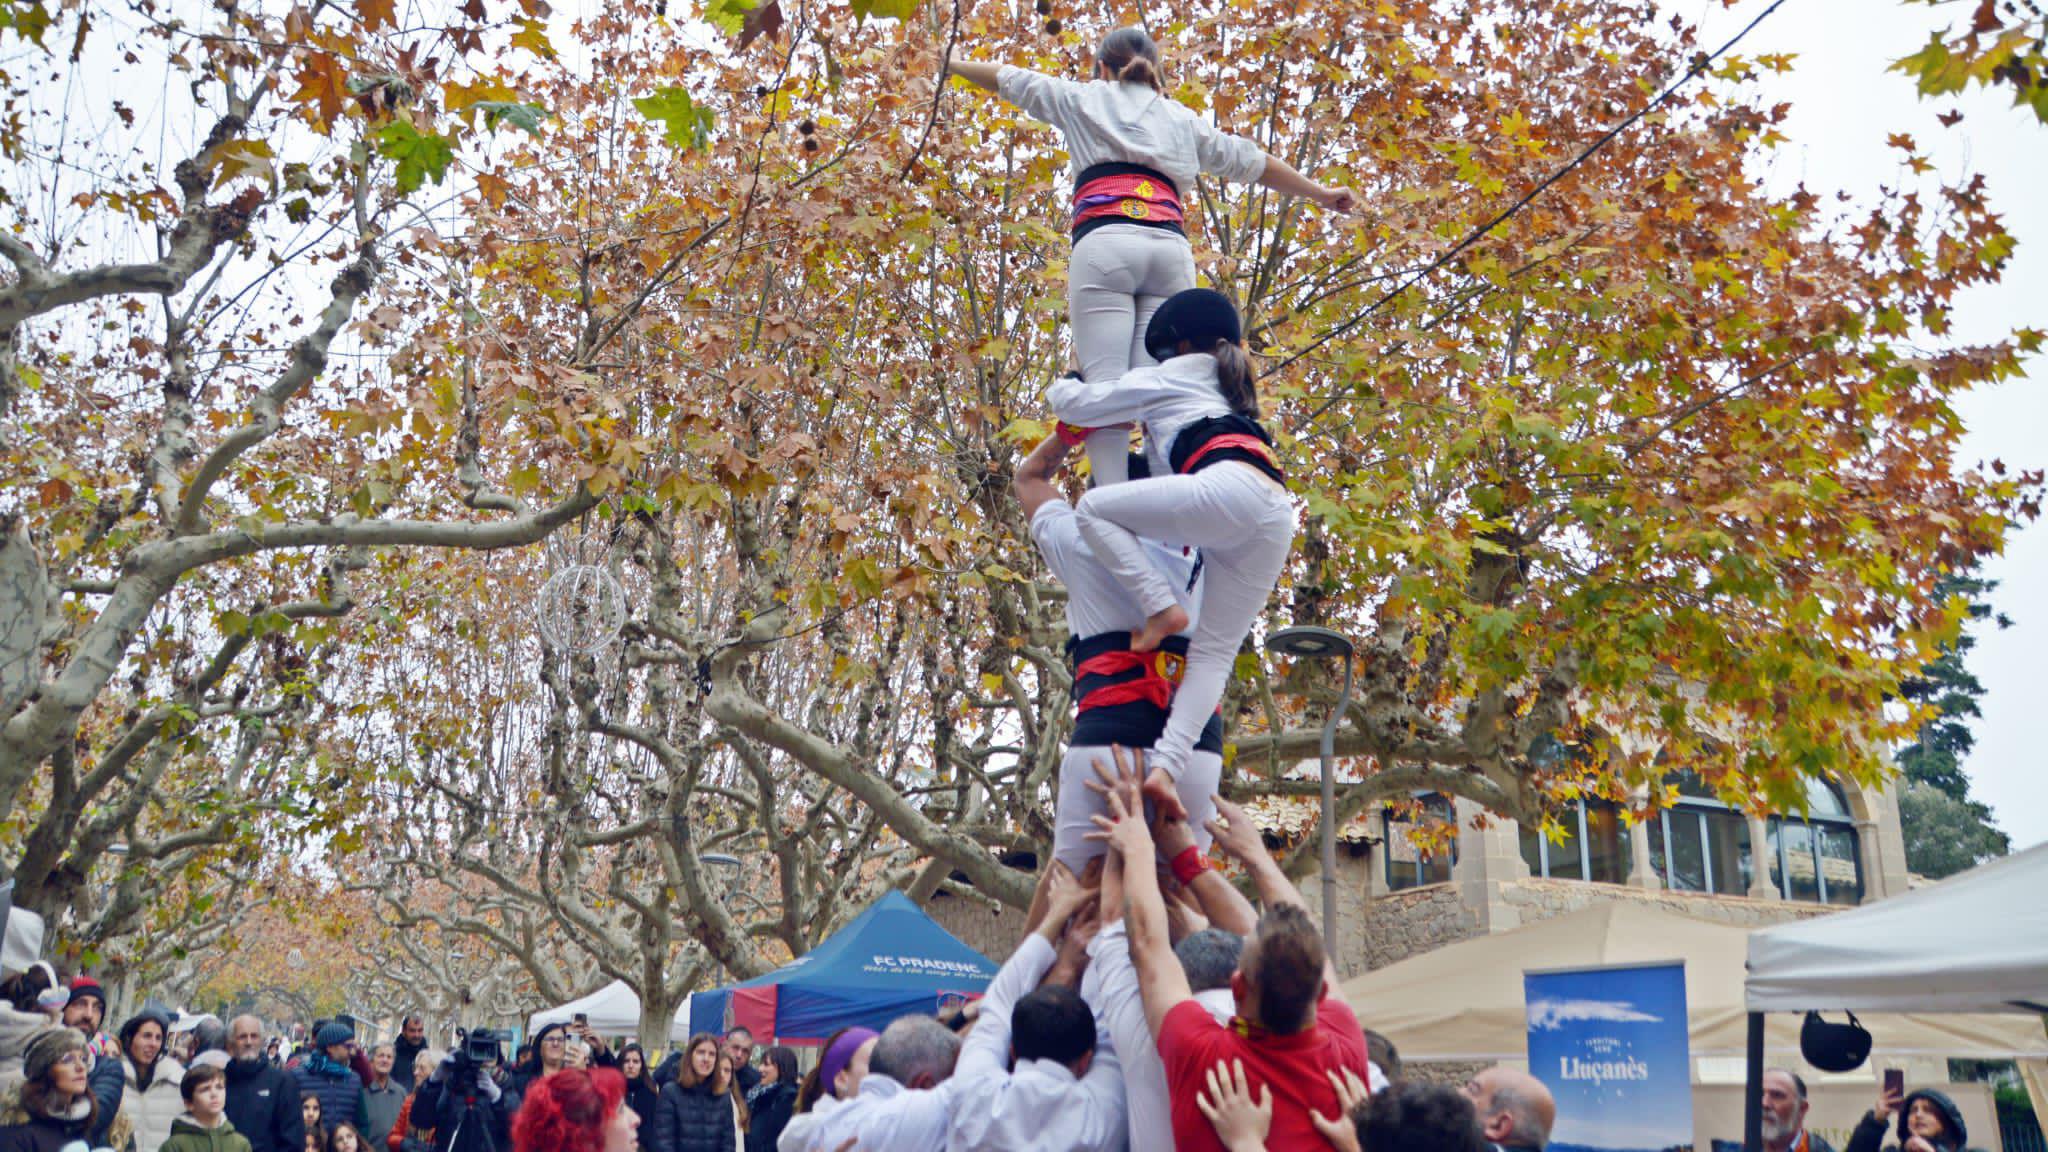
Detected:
left=1170, top=846, right=1208, bottom=887
left=1056, top=420, right=1094, bottom=447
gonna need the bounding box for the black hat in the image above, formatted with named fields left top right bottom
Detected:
left=1144, top=288, right=1242, bottom=363
left=1799, top=1011, right=1871, bottom=1073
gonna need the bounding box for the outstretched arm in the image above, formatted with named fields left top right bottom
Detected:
left=1206, top=794, right=1342, bottom=987
left=943, top=52, right=1002, bottom=92
left=1090, top=750, right=1192, bottom=1040
left=1256, top=154, right=1357, bottom=214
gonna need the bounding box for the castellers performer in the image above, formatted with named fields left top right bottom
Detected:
left=1047, top=288, right=1295, bottom=814
left=1013, top=431, right=1223, bottom=868
left=947, top=27, right=1353, bottom=486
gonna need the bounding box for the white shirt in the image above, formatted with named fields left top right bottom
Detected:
left=1046, top=355, right=1232, bottom=481
left=778, top=1095, right=840, bottom=1152
left=946, top=935, right=1127, bottom=1152
left=1081, top=920, right=1234, bottom=1152
left=994, top=68, right=1267, bottom=197
left=803, top=1072, right=956, bottom=1152
left=1030, top=501, right=1201, bottom=641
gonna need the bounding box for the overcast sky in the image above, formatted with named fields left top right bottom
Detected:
left=1672, top=0, right=2047, bottom=851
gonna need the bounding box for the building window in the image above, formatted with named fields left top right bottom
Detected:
left=1647, top=772, right=1862, bottom=905
left=1383, top=794, right=1456, bottom=891
left=1518, top=799, right=1628, bottom=883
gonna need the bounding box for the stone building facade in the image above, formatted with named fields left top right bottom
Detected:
left=929, top=771, right=1911, bottom=979
left=1288, top=771, right=1912, bottom=977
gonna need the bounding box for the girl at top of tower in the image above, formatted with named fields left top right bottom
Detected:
left=947, top=27, right=1353, bottom=486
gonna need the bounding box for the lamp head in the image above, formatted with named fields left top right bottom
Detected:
left=1265, top=625, right=1355, bottom=660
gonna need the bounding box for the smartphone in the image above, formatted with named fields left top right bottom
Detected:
left=1885, top=1069, right=1904, bottom=1097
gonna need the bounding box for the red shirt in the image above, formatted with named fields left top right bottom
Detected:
left=1158, top=994, right=1371, bottom=1152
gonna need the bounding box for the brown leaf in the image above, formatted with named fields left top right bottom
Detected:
left=738, top=0, right=784, bottom=51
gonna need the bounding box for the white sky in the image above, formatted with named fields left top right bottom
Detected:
left=1674, top=0, right=2048, bottom=851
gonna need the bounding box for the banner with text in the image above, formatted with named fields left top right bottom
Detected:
left=1525, top=961, right=1694, bottom=1152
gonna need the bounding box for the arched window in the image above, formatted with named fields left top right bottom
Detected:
left=1644, top=772, right=1862, bottom=905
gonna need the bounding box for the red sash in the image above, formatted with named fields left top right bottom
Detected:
left=1179, top=432, right=1280, bottom=475
left=1071, top=172, right=1185, bottom=229
left=1075, top=648, right=1185, bottom=712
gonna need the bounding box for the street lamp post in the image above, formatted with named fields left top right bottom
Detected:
left=1264, top=625, right=1357, bottom=952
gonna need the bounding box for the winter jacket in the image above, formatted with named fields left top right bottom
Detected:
left=650, top=1079, right=739, bottom=1152
left=293, top=1054, right=368, bottom=1134
left=623, top=1078, right=660, bottom=1151
left=0, top=1111, right=89, bottom=1152
left=86, top=1048, right=127, bottom=1146
left=123, top=1055, right=189, bottom=1152
left=0, top=1085, right=132, bottom=1152
left=0, top=1006, right=48, bottom=1104
left=225, top=1056, right=306, bottom=1152
left=362, top=1078, right=405, bottom=1148
left=389, top=1041, right=428, bottom=1094
left=384, top=1093, right=428, bottom=1152
left=159, top=1114, right=255, bottom=1152
left=742, top=1083, right=795, bottom=1152
left=1846, top=1091, right=1983, bottom=1152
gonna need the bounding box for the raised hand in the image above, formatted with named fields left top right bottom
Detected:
left=1204, top=793, right=1266, bottom=865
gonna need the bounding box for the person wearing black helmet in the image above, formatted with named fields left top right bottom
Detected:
left=1048, top=287, right=1295, bottom=814
left=1846, top=1083, right=1982, bottom=1152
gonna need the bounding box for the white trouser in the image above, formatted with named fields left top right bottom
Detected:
left=1068, top=224, right=1198, bottom=486
left=1075, top=463, right=1296, bottom=781
left=1053, top=743, right=1223, bottom=872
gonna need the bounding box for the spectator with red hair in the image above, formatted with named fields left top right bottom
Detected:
left=511, top=1067, right=639, bottom=1152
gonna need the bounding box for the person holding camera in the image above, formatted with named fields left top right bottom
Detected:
left=1846, top=1083, right=1984, bottom=1152
left=411, top=1032, right=518, bottom=1152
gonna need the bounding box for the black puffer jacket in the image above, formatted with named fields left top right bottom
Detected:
left=1845, top=1090, right=1983, bottom=1152
left=0, top=1100, right=94, bottom=1152
left=741, top=1083, right=794, bottom=1152
left=650, top=1079, right=737, bottom=1152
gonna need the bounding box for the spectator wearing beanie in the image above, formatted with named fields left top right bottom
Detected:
left=121, top=1008, right=189, bottom=1152
left=293, top=1023, right=367, bottom=1136
left=0, top=1026, right=134, bottom=1152
left=58, top=977, right=125, bottom=1148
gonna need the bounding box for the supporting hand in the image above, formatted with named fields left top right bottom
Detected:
left=1197, top=1059, right=1273, bottom=1152
left=1204, top=793, right=1266, bottom=867
left=1309, top=1067, right=1371, bottom=1152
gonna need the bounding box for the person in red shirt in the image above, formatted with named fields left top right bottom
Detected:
left=1088, top=748, right=1373, bottom=1152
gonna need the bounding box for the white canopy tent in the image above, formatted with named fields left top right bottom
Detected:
left=1746, top=841, right=2048, bottom=1014
left=1741, top=841, right=2048, bottom=1152
left=529, top=980, right=693, bottom=1044
left=1341, top=901, right=2048, bottom=1063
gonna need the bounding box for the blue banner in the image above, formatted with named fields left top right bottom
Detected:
left=1525, top=961, right=1694, bottom=1152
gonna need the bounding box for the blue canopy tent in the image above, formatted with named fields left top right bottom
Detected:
left=685, top=890, right=998, bottom=1045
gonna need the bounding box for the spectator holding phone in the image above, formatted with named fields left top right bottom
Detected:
left=1847, top=1082, right=1983, bottom=1152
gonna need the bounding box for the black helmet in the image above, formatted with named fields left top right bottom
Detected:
left=1144, top=288, right=1242, bottom=363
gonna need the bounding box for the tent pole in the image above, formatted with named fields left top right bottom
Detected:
left=1744, top=1012, right=1765, bottom=1152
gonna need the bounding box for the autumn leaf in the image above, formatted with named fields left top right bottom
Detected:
left=738, top=0, right=783, bottom=50
left=848, top=0, right=918, bottom=22
left=292, top=52, right=353, bottom=129
left=510, top=16, right=555, bottom=58
left=633, top=86, right=714, bottom=149
left=0, top=0, right=53, bottom=47
left=206, top=138, right=278, bottom=190
left=355, top=0, right=395, bottom=32
left=373, top=119, right=455, bottom=193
